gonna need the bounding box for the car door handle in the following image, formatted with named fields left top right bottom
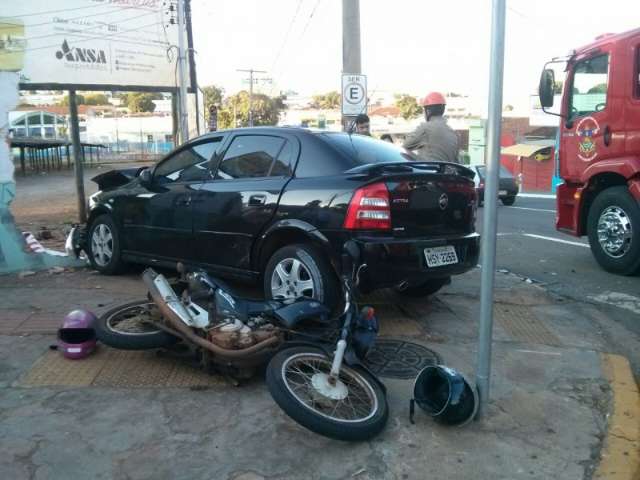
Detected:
left=603, top=125, right=611, bottom=147
left=248, top=194, right=267, bottom=206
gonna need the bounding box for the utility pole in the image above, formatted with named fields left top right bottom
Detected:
left=177, top=0, right=189, bottom=143
left=184, top=0, right=200, bottom=136
left=475, top=0, right=507, bottom=418
left=68, top=90, right=86, bottom=223
left=237, top=68, right=267, bottom=127
left=342, top=0, right=362, bottom=131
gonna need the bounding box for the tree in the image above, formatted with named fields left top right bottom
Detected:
left=394, top=94, right=422, bottom=120
left=503, top=104, right=514, bottom=112
left=119, top=92, right=163, bottom=113
left=553, top=81, right=564, bottom=95
left=310, top=91, right=341, bottom=109
left=84, top=94, right=109, bottom=105
left=58, top=94, right=85, bottom=106
left=218, top=91, right=286, bottom=129
left=587, top=83, right=607, bottom=94
left=202, top=85, right=224, bottom=109
left=202, top=85, right=225, bottom=125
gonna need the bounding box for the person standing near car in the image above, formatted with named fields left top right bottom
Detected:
left=403, top=92, right=460, bottom=163
left=354, top=114, right=371, bottom=136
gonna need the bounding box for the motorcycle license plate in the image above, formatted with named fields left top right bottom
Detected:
left=424, top=246, right=458, bottom=268
left=499, top=190, right=508, bottom=195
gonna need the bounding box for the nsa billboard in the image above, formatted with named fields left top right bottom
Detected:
left=0, top=0, right=182, bottom=91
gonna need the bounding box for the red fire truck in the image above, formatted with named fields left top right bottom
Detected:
left=539, top=28, right=640, bottom=275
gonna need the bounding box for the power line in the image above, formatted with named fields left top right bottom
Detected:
left=298, top=0, right=322, bottom=40
left=15, top=10, right=160, bottom=44
left=507, top=6, right=527, bottom=18
left=0, top=21, right=168, bottom=56
left=267, top=0, right=304, bottom=96
left=269, top=0, right=303, bottom=73
left=270, top=0, right=322, bottom=95
left=0, top=5, right=148, bottom=29
left=3, top=4, right=116, bottom=19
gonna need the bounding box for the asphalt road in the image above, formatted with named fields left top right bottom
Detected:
left=478, top=194, right=640, bottom=330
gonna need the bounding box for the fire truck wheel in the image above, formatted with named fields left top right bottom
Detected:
left=587, top=186, right=640, bottom=275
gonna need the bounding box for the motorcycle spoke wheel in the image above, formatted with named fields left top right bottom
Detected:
left=282, top=353, right=378, bottom=422
left=95, top=300, right=179, bottom=350
left=105, top=302, right=164, bottom=336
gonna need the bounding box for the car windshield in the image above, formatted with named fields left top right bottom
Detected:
left=476, top=165, right=514, bottom=179
left=320, top=133, right=415, bottom=167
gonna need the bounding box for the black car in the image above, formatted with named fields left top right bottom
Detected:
left=473, top=165, right=519, bottom=206
left=79, top=127, right=480, bottom=307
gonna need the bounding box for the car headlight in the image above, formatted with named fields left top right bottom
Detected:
left=88, top=192, right=101, bottom=209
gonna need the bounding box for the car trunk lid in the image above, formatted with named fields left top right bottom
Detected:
left=346, top=162, right=477, bottom=236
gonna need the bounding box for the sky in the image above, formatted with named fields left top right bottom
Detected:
left=191, top=0, right=638, bottom=114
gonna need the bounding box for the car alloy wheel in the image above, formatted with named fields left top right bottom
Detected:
left=270, top=257, right=315, bottom=300
left=91, top=223, right=114, bottom=267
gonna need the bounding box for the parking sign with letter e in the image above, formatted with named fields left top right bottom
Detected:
left=342, top=74, right=367, bottom=115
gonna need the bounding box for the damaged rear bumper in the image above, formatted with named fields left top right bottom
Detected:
left=355, top=232, right=480, bottom=291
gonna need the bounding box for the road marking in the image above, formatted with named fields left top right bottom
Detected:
left=518, top=193, right=556, bottom=199
left=509, top=206, right=556, bottom=213
left=515, top=349, right=562, bottom=356
left=589, top=292, right=640, bottom=315
left=596, top=354, right=640, bottom=480
left=522, top=233, right=590, bottom=248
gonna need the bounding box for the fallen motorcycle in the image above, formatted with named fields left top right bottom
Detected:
left=95, top=241, right=388, bottom=441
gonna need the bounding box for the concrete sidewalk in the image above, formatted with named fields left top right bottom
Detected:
left=0, top=267, right=637, bottom=480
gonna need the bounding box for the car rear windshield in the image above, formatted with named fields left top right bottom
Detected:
left=320, top=133, right=415, bottom=169
left=476, top=165, right=514, bottom=178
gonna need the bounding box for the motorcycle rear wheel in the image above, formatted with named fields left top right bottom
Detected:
left=95, top=300, right=179, bottom=350
left=266, top=346, right=388, bottom=441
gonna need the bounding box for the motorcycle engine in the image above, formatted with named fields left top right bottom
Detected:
left=208, top=315, right=279, bottom=350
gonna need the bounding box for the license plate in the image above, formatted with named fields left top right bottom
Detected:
left=424, top=246, right=458, bottom=268
left=499, top=190, right=508, bottom=195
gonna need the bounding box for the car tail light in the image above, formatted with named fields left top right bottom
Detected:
left=343, top=182, right=391, bottom=230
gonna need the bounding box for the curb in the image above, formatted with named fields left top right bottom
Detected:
left=595, top=354, right=640, bottom=479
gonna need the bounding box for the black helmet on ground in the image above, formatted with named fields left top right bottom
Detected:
left=410, top=365, right=478, bottom=426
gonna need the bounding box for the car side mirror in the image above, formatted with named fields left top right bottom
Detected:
left=539, top=69, right=555, bottom=109
left=139, top=168, right=152, bottom=187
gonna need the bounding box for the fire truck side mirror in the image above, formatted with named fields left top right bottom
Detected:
left=539, top=69, right=555, bottom=109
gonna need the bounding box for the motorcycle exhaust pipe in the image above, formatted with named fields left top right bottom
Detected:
left=147, top=269, right=199, bottom=327
left=142, top=269, right=279, bottom=359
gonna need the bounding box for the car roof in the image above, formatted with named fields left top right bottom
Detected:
left=191, top=126, right=320, bottom=141
left=187, top=126, right=367, bottom=143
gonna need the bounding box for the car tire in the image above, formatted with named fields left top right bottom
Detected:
left=501, top=196, right=516, bottom=206
left=587, top=186, right=640, bottom=275
left=395, top=277, right=451, bottom=297
left=87, top=214, right=126, bottom=275
left=264, top=243, right=339, bottom=310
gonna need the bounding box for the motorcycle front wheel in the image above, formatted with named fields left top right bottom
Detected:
left=266, top=347, right=388, bottom=441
